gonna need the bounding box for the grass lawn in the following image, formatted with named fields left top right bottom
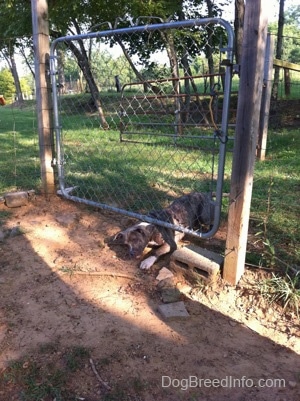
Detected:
left=0, top=97, right=299, bottom=269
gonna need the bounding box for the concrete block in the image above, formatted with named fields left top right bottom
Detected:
left=157, top=301, right=190, bottom=320
left=171, top=244, right=223, bottom=282
left=4, top=191, right=28, bottom=208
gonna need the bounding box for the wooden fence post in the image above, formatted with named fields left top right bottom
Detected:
left=223, top=0, right=269, bottom=285
left=257, top=33, right=274, bottom=161
left=31, top=0, right=55, bottom=196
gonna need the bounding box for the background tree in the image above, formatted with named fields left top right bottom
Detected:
left=0, top=44, right=24, bottom=104
left=1, top=0, right=234, bottom=119
left=109, top=0, right=229, bottom=132
left=0, top=68, right=16, bottom=101
left=0, top=0, right=33, bottom=104
left=234, top=0, right=245, bottom=65
left=272, top=0, right=285, bottom=100
left=269, top=4, right=300, bottom=63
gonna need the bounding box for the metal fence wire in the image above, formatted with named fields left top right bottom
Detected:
left=50, top=18, right=234, bottom=239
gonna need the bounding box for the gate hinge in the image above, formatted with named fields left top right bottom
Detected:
left=214, top=129, right=228, bottom=144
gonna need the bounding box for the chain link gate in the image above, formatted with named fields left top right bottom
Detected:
left=50, top=17, right=234, bottom=239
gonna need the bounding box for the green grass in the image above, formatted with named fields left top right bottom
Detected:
left=57, top=95, right=221, bottom=211
left=257, top=272, right=300, bottom=316
left=64, top=346, right=90, bottom=372
left=0, top=103, right=40, bottom=193
left=0, top=344, right=147, bottom=401
left=231, top=72, right=300, bottom=99
left=0, top=96, right=299, bottom=269
left=248, top=129, right=300, bottom=268
left=0, top=210, right=11, bottom=225
left=2, top=359, right=66, bottom=401
left=0, top=345, right=91, bottom=400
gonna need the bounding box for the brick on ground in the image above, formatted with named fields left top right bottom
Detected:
left=170, top=244, right=223, bottom=282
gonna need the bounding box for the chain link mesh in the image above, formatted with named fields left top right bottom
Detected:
left=0, top=104, right=40, bottom=194
left=52, top=19, right=233, bottom=233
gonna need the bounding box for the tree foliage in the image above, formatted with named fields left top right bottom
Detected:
left=269, top=4, right=300, bottom=64
left=1, top=0, right=299, bottom=107
left=0, top=68, right=15, bottom=100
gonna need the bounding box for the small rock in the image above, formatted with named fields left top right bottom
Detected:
left=156, top=267, right=174, bottom=281
left=161, top=287, right=182, bottom=303
left=9, top=226, right=24, bottom=237
left=157, top=301, right=190, bottom=320
left=156, top=277, right=177, bottom=290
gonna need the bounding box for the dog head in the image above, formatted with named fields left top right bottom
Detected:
left=113, top=223, right=155, bottom=259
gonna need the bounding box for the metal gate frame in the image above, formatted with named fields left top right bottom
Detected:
left=50, top=17, right=234, bottom=240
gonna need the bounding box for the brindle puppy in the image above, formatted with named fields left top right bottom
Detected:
left=113, top=192, right=214, bottom=270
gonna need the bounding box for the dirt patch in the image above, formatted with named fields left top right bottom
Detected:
left=0, top=196, right=299, bottom=401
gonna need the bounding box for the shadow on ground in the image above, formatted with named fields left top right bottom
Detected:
left=0, top=196, right=299, bottom=401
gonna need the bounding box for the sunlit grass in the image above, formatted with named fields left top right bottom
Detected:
left=0, top=105, right=40, bottom=193
left=250, top=128, right=300, bottom=268
left=1, top=98, right=299, bottom=268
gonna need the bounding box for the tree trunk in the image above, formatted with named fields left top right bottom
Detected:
left=272, top=0, right=285, bottom=100
left=10, top=54, right=24, bottom=104
left=51, top=23, right=109, bottom=129
left=66, top=39, right=109, bottom=129
left=177, top=9, right=190, bottom=125
left=234, top=0, right=245, bottom=65
left=177, top=8, right=209, bottom=126
left=116, top=36, right=160, bottom=93
left=205, top=0, right=216, bottom=89
left=57, top=48, right=66, bottom=95
left=181, top=57, right=210, bottom=126
left=19, top=44, right=35, bottom=79
left=2, top=50, right=24, bottom=104
left=284, top=68, right=291, bottom=97
left=160, top=30, right=183, bottom=135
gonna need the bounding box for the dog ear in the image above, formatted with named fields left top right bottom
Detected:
left=113, top=232, right=125, bottom=243
left=135, top=227, right=147, bottom=236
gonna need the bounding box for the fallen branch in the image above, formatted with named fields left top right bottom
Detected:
left=61, top=270, right=140, bottom=281
left=89, top=358, right=111, bottom=391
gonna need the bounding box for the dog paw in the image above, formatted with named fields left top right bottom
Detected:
left=140, top=256, right=157, bottom=270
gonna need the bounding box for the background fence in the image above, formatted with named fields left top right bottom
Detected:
left=0, top=28, right=299, bottom=268
left=0, top=103, right=40, bottom=194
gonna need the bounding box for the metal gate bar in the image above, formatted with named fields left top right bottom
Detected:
left=50, top=17, right=234, bottom=239
left=119, top=72, right=227, bottom=142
